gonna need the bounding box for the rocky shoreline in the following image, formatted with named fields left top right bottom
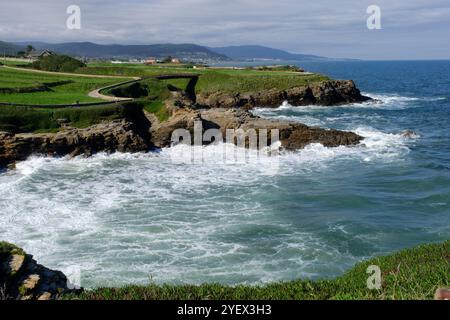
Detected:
left=0, top=108, right=363, bottom=169
left=0, top=79, right=369, bottom=169
left=196, top=80, right=371, bottom=109
left=150, top=108, right=362, bottom=149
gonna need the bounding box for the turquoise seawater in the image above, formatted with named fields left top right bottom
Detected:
left=0, top=60, right=449, bottom=288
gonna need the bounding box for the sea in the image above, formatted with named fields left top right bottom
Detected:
left=0, top=60, right=449, bottom=288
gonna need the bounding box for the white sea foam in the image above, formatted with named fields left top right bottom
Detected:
left=254, top=93, right=443, bottom=115
left=0, top=133, right=407, bottom=287
left=0, top=93, right=423, bottom=288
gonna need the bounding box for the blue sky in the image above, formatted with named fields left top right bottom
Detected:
left=0, top=0, right=449, bottom=60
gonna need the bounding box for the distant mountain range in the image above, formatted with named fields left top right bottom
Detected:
left=1, top=40, right=336, bottom=62
left=209, top=45, right=329, bottom=61
left=0, top=41, right=23, bottom=55
left=13, top=42, right=228, bottom=61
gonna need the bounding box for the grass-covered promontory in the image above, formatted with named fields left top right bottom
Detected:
left=68, top=241, right=449, bottom=300
left=79, top=62, right=330, bottom=95
left=0, top=61, right=337, bottom=132
left=1, top=60, right=329, bottom=127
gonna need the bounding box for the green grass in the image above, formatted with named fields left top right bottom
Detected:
left=0, top=241, right=25, bottom=259
left=79, top=63, right=329, bottom=95
left=67, top=241, right=449, bottom=300
left=196, top=71, right=329, bottom=94
left=0, top=62, right=329, bottom=105
left=0, top=59, right=32, bottom=67
left=103, top=78, right=172, bottom=122
left=143, top=100, right=170, bottom=122
left=0, top=62, right=329, bottom=128
left=0, top=67, right=129, bottom=104
left=0, top=104, right=133, bottom=133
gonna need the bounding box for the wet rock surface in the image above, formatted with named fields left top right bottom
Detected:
left=0, top=119, right=152, bottom=169
left=149, top=108, right=362, bottom=149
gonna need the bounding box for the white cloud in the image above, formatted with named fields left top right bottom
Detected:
left=0, top=0, right=449, bottom=59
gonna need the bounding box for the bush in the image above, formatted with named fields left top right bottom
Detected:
left=31, top=54, right=86, bottom=73
left=110, top=82, right=149, bottom=98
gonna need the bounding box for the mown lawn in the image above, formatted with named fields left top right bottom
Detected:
left=0, top=67, right=129, bottom=105
left=68, top=241, right=449, bottom=300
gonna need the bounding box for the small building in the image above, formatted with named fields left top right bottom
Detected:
left=171, top=58, right=181, bottom=64
left=145, top=57, right=157, bottom=65
left=39, top=50, right=55, bottom=58
left=28, top=49, right=55, bottom=59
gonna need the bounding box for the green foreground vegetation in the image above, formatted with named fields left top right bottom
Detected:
left=68, top=241, right=449, bottom=300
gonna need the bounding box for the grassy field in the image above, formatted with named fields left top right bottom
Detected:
left=0, top=67, right=129, bottom=105
left=68, top=241, right=449, bottom=300
left=0, top=58, right=33, bottom=66
left=79, top=63, right=329, bottom=94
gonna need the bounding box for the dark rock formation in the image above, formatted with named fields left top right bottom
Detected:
left=149, top=108, right=362, bottom=149
left=0, top=242, right=79, bottom=300
left=196, top=80, right=371, bottom=109
left=0, top=119, right=152, bottom=169
left=0, top=108, right=363, bottom=169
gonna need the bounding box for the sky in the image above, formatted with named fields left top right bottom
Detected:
left=0, top=0, right=449, bottom=60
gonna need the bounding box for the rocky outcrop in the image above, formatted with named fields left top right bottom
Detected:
left=0, top=119, right=153, bottom=169
left=149, top=108, right=362, bottom=149
left=0, top=76, right=371, bottom=168
left=0, top=242, right=78, bottom=300
left=0, top=102, right=364, bottom=169
left=196, top=80, right=371, bottom=109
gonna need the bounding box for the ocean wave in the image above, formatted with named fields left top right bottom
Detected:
left=0, top=124, right=416, bottom=288
left=0, top=146, right=372, bottom=287
left=361, top=93, right=446, bottom=109
left=254, top=93, right=445, bottom=114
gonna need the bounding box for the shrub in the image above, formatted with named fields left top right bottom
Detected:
left=31, top=54, right=86, bottom=73
left=110, top=82, right=149, bottom=98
